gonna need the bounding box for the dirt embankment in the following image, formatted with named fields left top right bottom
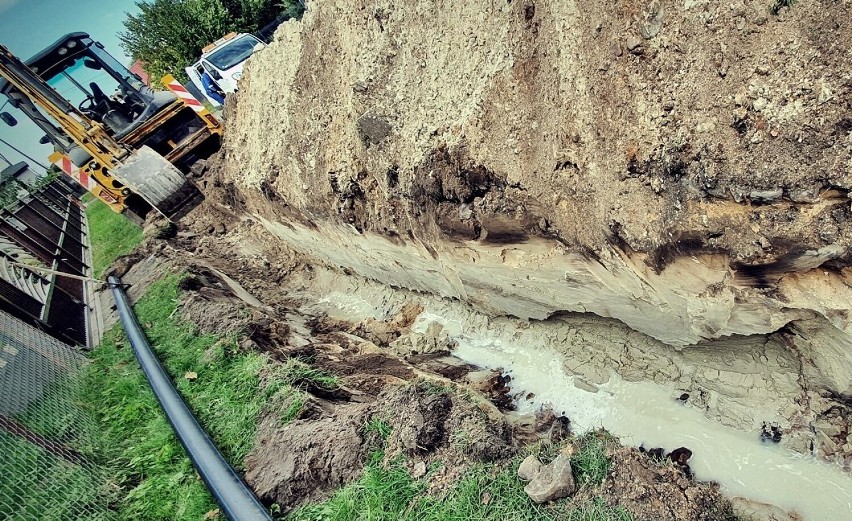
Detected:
left=185, top=0, right=852, bottom=465
left=202, top=0, right=852, bottom=360
left=227, top=0, right=852, bottom=257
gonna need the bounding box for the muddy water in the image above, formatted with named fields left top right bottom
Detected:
left=314, top=293, right=852, bottom=520
left=442, top=324, right=852, bottom=520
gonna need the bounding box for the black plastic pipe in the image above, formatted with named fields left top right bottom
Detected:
left=108, top=275, right=272, bottom=521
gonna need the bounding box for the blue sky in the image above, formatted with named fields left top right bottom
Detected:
left=0, top=0, right=140, bottom=170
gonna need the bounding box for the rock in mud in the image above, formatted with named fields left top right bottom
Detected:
left=730, top=497, right=804, bottom=521
left=522, top=453, right=577, bottom=503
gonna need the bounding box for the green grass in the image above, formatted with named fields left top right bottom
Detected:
left=0, top=349, right=114, bottom=519
left=276, top=358, right=340, bottom=390
left=79, top=275, right=286, bottom=519
left=364, top=418, right=392, bottom=441
left=85, top=199, right=143, bottom=277
left=570, top=431, right=614, bottom=487
left=288, top=449, right=633, bottom=521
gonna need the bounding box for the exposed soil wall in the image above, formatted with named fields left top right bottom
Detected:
left=198, top=0, right=852, bottom=471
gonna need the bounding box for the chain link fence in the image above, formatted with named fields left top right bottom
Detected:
left=0, top=310, right=115, bottom=521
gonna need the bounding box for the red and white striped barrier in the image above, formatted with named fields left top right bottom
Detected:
left=56, top=156, right=96, bottom=191
left=54, top=157, right=118, bottom=204
left=164, top=77, right=206, bottom=113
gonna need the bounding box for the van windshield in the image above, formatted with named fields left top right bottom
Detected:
left=206, top=35, right=258, bottom=70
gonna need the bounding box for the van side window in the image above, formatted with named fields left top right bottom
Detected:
left=201, top=61, right=221, bottom=80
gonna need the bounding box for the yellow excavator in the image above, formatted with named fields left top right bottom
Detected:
left=0, top=33, right=222, bottom=221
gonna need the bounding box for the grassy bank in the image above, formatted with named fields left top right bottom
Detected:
left=290, top=432, right=633, bottom=521
left=80, top=275, right=275, bottom=519
left=85, top=200, right=142, bottom=277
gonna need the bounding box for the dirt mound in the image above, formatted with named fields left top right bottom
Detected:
left=245, top=404, right=371, bottom=512
left=603, top=448, right=736, bottom=521
left=244, top=381, right=514, bottom=513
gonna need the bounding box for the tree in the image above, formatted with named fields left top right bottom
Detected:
left=119, top=0, right=303, bottom=84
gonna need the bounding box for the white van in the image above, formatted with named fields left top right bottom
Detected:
left=185, top=32, right=265, bottom=107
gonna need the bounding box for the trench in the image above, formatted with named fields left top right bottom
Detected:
left=307, top=282, right=852, bottom=520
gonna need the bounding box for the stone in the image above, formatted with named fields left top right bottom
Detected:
left=411, top=461, right=427, bottom=478
left=189, top=158, right=208, bottom=177
left=357, top=115, right=393, bottom=145
left=817, top=430, right=838, bottom=454
left=818, top=84, right=833, bottom=104
left=667, top=447, right=692, bottom=466
left=518, top=455, right=542, bottom=481
left=788, top=186, right=820, bottom=203
left=573, top=377, right=600, bottom=393
left=626, top=37, right=644, bottom=54
left=731, top=497, right=801, bottom=521
left=523, top=454, right=577, bottom=503
left=749, top=188, right=782, bottom=203
left=753, top=97, right=768, bottom=111
left=814, top=420, right=843, bottom=438
left=640, top=4, right=665, bottom=39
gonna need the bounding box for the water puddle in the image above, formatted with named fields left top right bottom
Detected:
left=445, top=323, right=852, bottom=520
left=317, top=293, right=852, bottom=519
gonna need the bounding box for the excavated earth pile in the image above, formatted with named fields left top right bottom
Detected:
left=199, top=0, right=852, bottom=468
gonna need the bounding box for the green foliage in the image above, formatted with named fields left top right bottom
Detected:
left=289, top=454, right=425, bottom=521
left=120, top=0, right=305, bottom=83
left=80, top=275, right=278, bottom=519
left=364, top=418, right=392, bottom=441
left=85, top=199, right=143, bottom=277
left=0, top=180, right=21, bottom=208
left=31, top=169, right=61, bottom=191
left=570, top=432, right=614, bottom=487
left=562, top=498, right=633, bottom=521
left=279, top=392, right=306, bottom=424
left=276, top=358, right=340, bottom=390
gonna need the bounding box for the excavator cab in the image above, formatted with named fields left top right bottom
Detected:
left=25, top=34, right=180, bottom=137
left=0, top=33, right=222, bottom=221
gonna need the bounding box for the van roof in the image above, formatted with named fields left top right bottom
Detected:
left=201, top=32, right=242, bottom=56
